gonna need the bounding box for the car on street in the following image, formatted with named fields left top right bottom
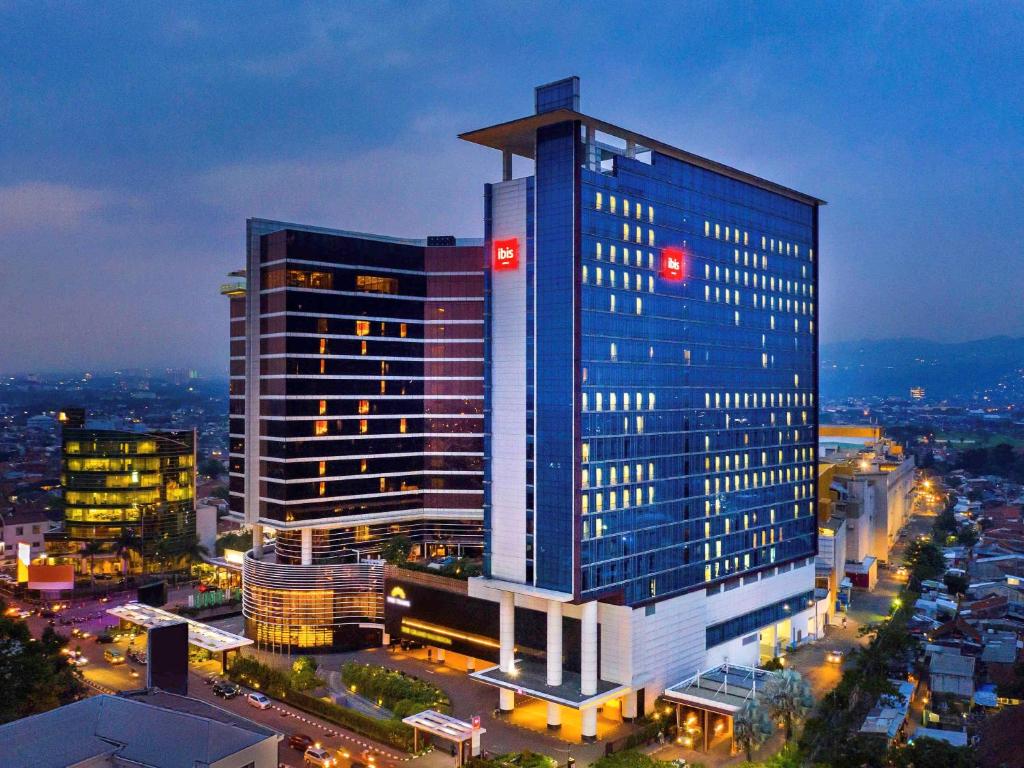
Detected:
left=288, top=733, right=315, bottom=751
left=303, top=747, right=335, bottom=767
left=246, top=692, right=271, bottom=710
left=826, top=648, right=846, bottom=664
left=242, top=696, right=268, bottom=712
left=212, top=682, right=240, bottom=699
left=103, top=649, right=126, bottom=665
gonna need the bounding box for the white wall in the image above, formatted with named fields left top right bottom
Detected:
left=487, top=178, right=530, bottom=584
left=629, top=590, right=706, bottom=711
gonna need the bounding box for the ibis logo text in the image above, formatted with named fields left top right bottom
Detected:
left=660, top=247, right=685, bottom=281
left=494, top=238, right=519, bottom=271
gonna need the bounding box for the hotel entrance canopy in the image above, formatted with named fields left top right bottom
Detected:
left=107, top=601, right=253, bottom=653
left=664, top=664, right=777, bottom=716
left=402, top=710, right=485, bottom=766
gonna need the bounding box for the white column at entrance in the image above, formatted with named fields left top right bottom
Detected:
left=436, top=648, right=446, bottom=664
left=546, top=600, right=564, bottom=729
left=581, top=601, right=598, bottom=696
left=546, top=601, right=563, bottom=686
left=621, top=692, right=637, bottom=721
left=466, top=658, right=475, bottom=673
left=581, top=705, right=598, bottom=742
left=500, top=591, right=515, bottom=673
left=547, top=701, right=561, bottom=730
left=499, top=591, right=516, bottom=713
left=300, top=527, right=313, bottom=565
left=252, top=524, right=264, bottom=558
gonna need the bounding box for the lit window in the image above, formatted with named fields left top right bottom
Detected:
left=648, top=205, right=654, bottom=223
left=361, top=340, right=367, bottom=355
left=623, top=199, right=630, bottom=218
left=318, top=461, right=326, bottom=476
left=319, top=481, right=326, bottom=497
left=356, top=320, right=370, bottom=336
left=704, top=220, right=710, bottom=237
left=318, top=399, right=327, bottom=416
left=400, top=323, right=407, bottom=338
left=596, top=242, right=603, bottom=260
left=319, top=338, right=327, bottom=354
left=610, top=196, right=617, bottom=214
left=314, top=420, right=328, bottom=436
left=359, top=419, right=368, bottom=434
left=715, top=223, right=721, bottom=239
left=596, top=191, right=603, bottom=210
left=610, top=294, right=616, bottom=312
left=399, top=418, right=407, bottom=434
left=581, top=442, right=590, bottom=462
left=623, top=223, right=630, bottom=241
left=610, top=343, right=618, bottom=361
left=583, top=265, right=589, bottom=284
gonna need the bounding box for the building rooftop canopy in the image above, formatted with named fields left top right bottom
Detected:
left=459, top=77, right=826, bottom=207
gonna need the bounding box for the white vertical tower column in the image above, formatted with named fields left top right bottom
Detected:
left=581, top=706, right=598, bottom=742
left=546, top=600, right=563, bottom=728
left=252, top=523, right=264, bottom=558
left=499, top=591, right=515, bottom=712
left=580, top=600, right=599, bottom=741
left=621, top=692, right=638, bottom=721
left=300, top=527, right=313, bottom=566
left=580, top=601, right=598, bottom=695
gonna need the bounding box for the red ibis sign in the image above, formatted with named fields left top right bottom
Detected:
left=494, top=238, right=519, bottom=271
left=660, top=247, right=685, bottom=281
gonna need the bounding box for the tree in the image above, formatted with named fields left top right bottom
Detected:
left=888, top=736, right=976, bottom=768
left=957, top=526, right=979, bottom=566
left=904, top=539, right=945, bottom=589
left=380, top=535, right=413, bottom=565
left=762, top=669, right=813, bottom=741
left=199, top=457, right=224, bottom=479
left=0, top=602, right=85, bottom=724
left=115, top=528, right=141, bottom=579
left=80, top=540, right=104, bottom=586
left=943, top=571, right=969, bottom=597
left=170, top=534, right=209, bottom=569
left=733, top=699, right=773, bottom=761
left=291, top=655, right=323, bottom=691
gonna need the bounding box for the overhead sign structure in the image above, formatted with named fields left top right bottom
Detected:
left=493, top=238, right=519, bottom=271
left=660, top=247, right=685, bottom=281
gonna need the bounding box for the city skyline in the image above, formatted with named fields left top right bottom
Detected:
left=2, top=3, right=1022, bottom=372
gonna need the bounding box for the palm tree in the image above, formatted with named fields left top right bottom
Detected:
left=763, top=668, right=813, bottom=741
left=733, top=698, right=773, bottom=761
left=80, top=541, right=105, bottom=587
left=114, top=528, right=141, bottom=580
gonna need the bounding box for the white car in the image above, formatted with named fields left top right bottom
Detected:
left=304, top=747, right=334, bottom=767
left=246, top=692, right=271, bottom=710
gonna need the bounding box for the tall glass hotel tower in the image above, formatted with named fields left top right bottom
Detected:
left=464, top=79, right=824, bottom=736
left=226, top=222, right=484, bottom=651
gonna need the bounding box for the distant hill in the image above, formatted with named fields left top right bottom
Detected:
left=820, top=336, right=1024, bottom=401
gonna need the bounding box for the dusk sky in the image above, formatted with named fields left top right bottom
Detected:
left=1, top=2, right=1021, bottom=374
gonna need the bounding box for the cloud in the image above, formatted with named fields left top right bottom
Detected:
left=0, top=182, right=130, bottom=232
left=193, top=111, right=493, bottom=238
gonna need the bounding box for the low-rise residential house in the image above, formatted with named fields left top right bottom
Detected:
left=930, top=650, right=976, bottom=698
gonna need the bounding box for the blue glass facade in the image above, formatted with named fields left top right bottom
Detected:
left=577, top=150, right=818, bottom=605
left=478, top=80, right=820, bottom=609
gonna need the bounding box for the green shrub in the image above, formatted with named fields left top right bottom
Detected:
left=591, top=751, right=677, bottom=768
left=227, top=655, right=416, bottom=751
left=341, top=661, right=450, bottom=715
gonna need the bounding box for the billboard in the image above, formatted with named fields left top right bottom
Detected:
left=137, top=580, right=168, bottom=608
left=16, top=542, right=31, bottom=583
left=27, top=564, right=75, bottom=591
left=147, top=621, right=189, bottom=695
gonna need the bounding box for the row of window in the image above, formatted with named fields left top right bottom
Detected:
left=594, top=192, right=654, bottom=222
left=704, top=219, right=813, bottom=262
